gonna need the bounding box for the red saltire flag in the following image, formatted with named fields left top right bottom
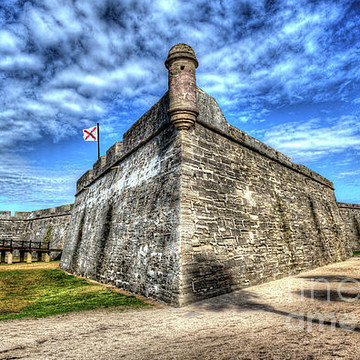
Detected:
left=83, top=125, right=97, bottom=141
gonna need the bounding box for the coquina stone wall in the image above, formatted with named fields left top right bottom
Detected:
left=0, top=205, right=73, bottom=259
left=0, top=211, right=27, bottom=243
left=60, top=86, right=354, bottom=306
left=4, top=44, right=358, bottom=305
left=338, top=202, right=360, bottom=251
left=58, top=42, right=357, bottom=306
left=179, top=89, right=351, bottom=305
left=60, top=93, right=184, bottom=305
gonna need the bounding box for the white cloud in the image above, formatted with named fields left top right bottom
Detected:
left=0, top=154, right=77, bottom=211
left=0, top=54, right=43, bottom=71
left=0, top=0, right=357, bottom=151
left=337, top=170, right=360, bottom=178
left=0, top=0, right=359, bottom=209
left=0, top=30, right=20, bottom=53
left=262, top=115, right=360, bottom=162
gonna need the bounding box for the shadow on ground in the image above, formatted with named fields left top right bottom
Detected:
left=191, top=272, right=360, bottom=332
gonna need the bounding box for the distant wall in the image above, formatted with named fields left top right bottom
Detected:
left=0, top=212, right=26, bottom=243
left=338, top=202, right=360, bottom=251
left=60, top=94, right=184, bottom=306
left=0, top=205, right=73, bottom=259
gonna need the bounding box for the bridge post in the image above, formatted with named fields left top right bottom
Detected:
left=37, top=252, right=42, bottom=262
left=45, top=252, right=50, bottom=263
left=7, top=251, right=13, bottom=264
left=0, top=251, right=5, bottom=263
left=19, top=251, right=25, bottom=263
left=26, top=251, right=32, bottom=264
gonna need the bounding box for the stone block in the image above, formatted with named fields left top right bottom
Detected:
left=93, top=156, right=107, bottom=178
left=76, top=169, right=93, bottom=193
left=106, top=141, right=123, bottom=167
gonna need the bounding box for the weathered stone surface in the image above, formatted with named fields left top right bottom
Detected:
left=165, top=44, right=199, bottom=130
left=60, top=87, right=355, bottom=306
left=197, top=88, right=228, bottom=132
left=76, top=170, right=93, bottom=194
left=60, top=102, right=182, bottom=305
left=122, top=93, right=170, bottom=154
left=0, top=216, right=25, bottom=243
left=106, top=141, right=123, bottom=167
left=179, top=111, right=350, bottom=305
left=338, top=202, right=360, bottom=251
left=0, top=211, right=11, bottom=219
left=4, top=44, right=359, bottom=307
left=93, top=156, right=107, bottom=179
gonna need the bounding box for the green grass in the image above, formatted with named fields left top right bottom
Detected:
left=0, top=263, right=150, bottom=321
left=353, top=251, right=360, bottom=256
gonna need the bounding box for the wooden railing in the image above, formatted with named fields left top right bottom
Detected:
left=0, top=239, right=62, bottom=252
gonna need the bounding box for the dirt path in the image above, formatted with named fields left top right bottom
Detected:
left=1, top=258, right=360, bottom=360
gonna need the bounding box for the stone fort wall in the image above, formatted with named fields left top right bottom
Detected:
left=60, top=93, right=184, bottom=305
left=0, top=205, right=73, bottom=259
left=338, top=202, right=360, bottom=251
left=3, top=44, right=358, bottom=306
left=179, top=89, right=351, bottom=304
left=60, top=86, right=355, bottom=306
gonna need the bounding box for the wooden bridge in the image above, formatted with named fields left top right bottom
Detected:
left=0, top=239, right=62, bottom=264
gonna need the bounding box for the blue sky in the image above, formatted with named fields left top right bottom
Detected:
left=0, top=0, right=359, bottom=212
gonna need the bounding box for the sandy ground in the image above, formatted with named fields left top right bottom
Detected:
left=1, top=257, right=360, bottom=360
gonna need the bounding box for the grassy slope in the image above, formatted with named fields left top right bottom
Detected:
left=0, top=262, right=150, bottom=321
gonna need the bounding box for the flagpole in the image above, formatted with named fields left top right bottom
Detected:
left=97, top=122, right=100, bottom=159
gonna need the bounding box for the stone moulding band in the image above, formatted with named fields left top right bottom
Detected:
left=0, top=212, right=72, bottom=222
left=165, top=53, right=199, bottom=69
left=167, top=106, right=199, bottom=117
left=0, top=207, right=73, bottom=221
left=25, top=213, right=71, bottom=220
left=75, top=121, right=172, bottom=196
left=337, top=202, right=360, bottom=209
left=196, top=119, right=335, bottom=190
left=167, top=107, right=199, bottom=130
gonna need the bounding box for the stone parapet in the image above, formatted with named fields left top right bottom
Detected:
left=106, top=141, right=123, bottom=167
left=196, top=119, right=334, bottom=190
left=13, top=212, right=30, bottom=219
left=122, top=93, right=169, bottom=154
left=76, top=169, right=94, bottom=193
left=75, top=93, right=170, bottom=195
left=28, top=204, right=73, bottom=219
left=0, top=211, right=12, bottom=219
left=338, top=202, right=360, bottom=209
left=93, top=156, right=107, bottom=178
left=0, top=205, right=73, bottom=221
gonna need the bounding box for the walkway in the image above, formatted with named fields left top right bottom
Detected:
left=1, top=257, right=360, bottom=359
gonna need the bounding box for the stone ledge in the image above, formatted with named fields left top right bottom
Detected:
left=0, top=211, right=11, bottom=219
left=337, top=202, right=360, bottom=210
left=93, top=156, right=107, bottom=178
left=0, top=204, right=74, bottom=221
left=106, top=142, right=123, bottom=167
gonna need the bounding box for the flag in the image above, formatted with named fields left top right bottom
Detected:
left=83, top=125, right=97, bottom=141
